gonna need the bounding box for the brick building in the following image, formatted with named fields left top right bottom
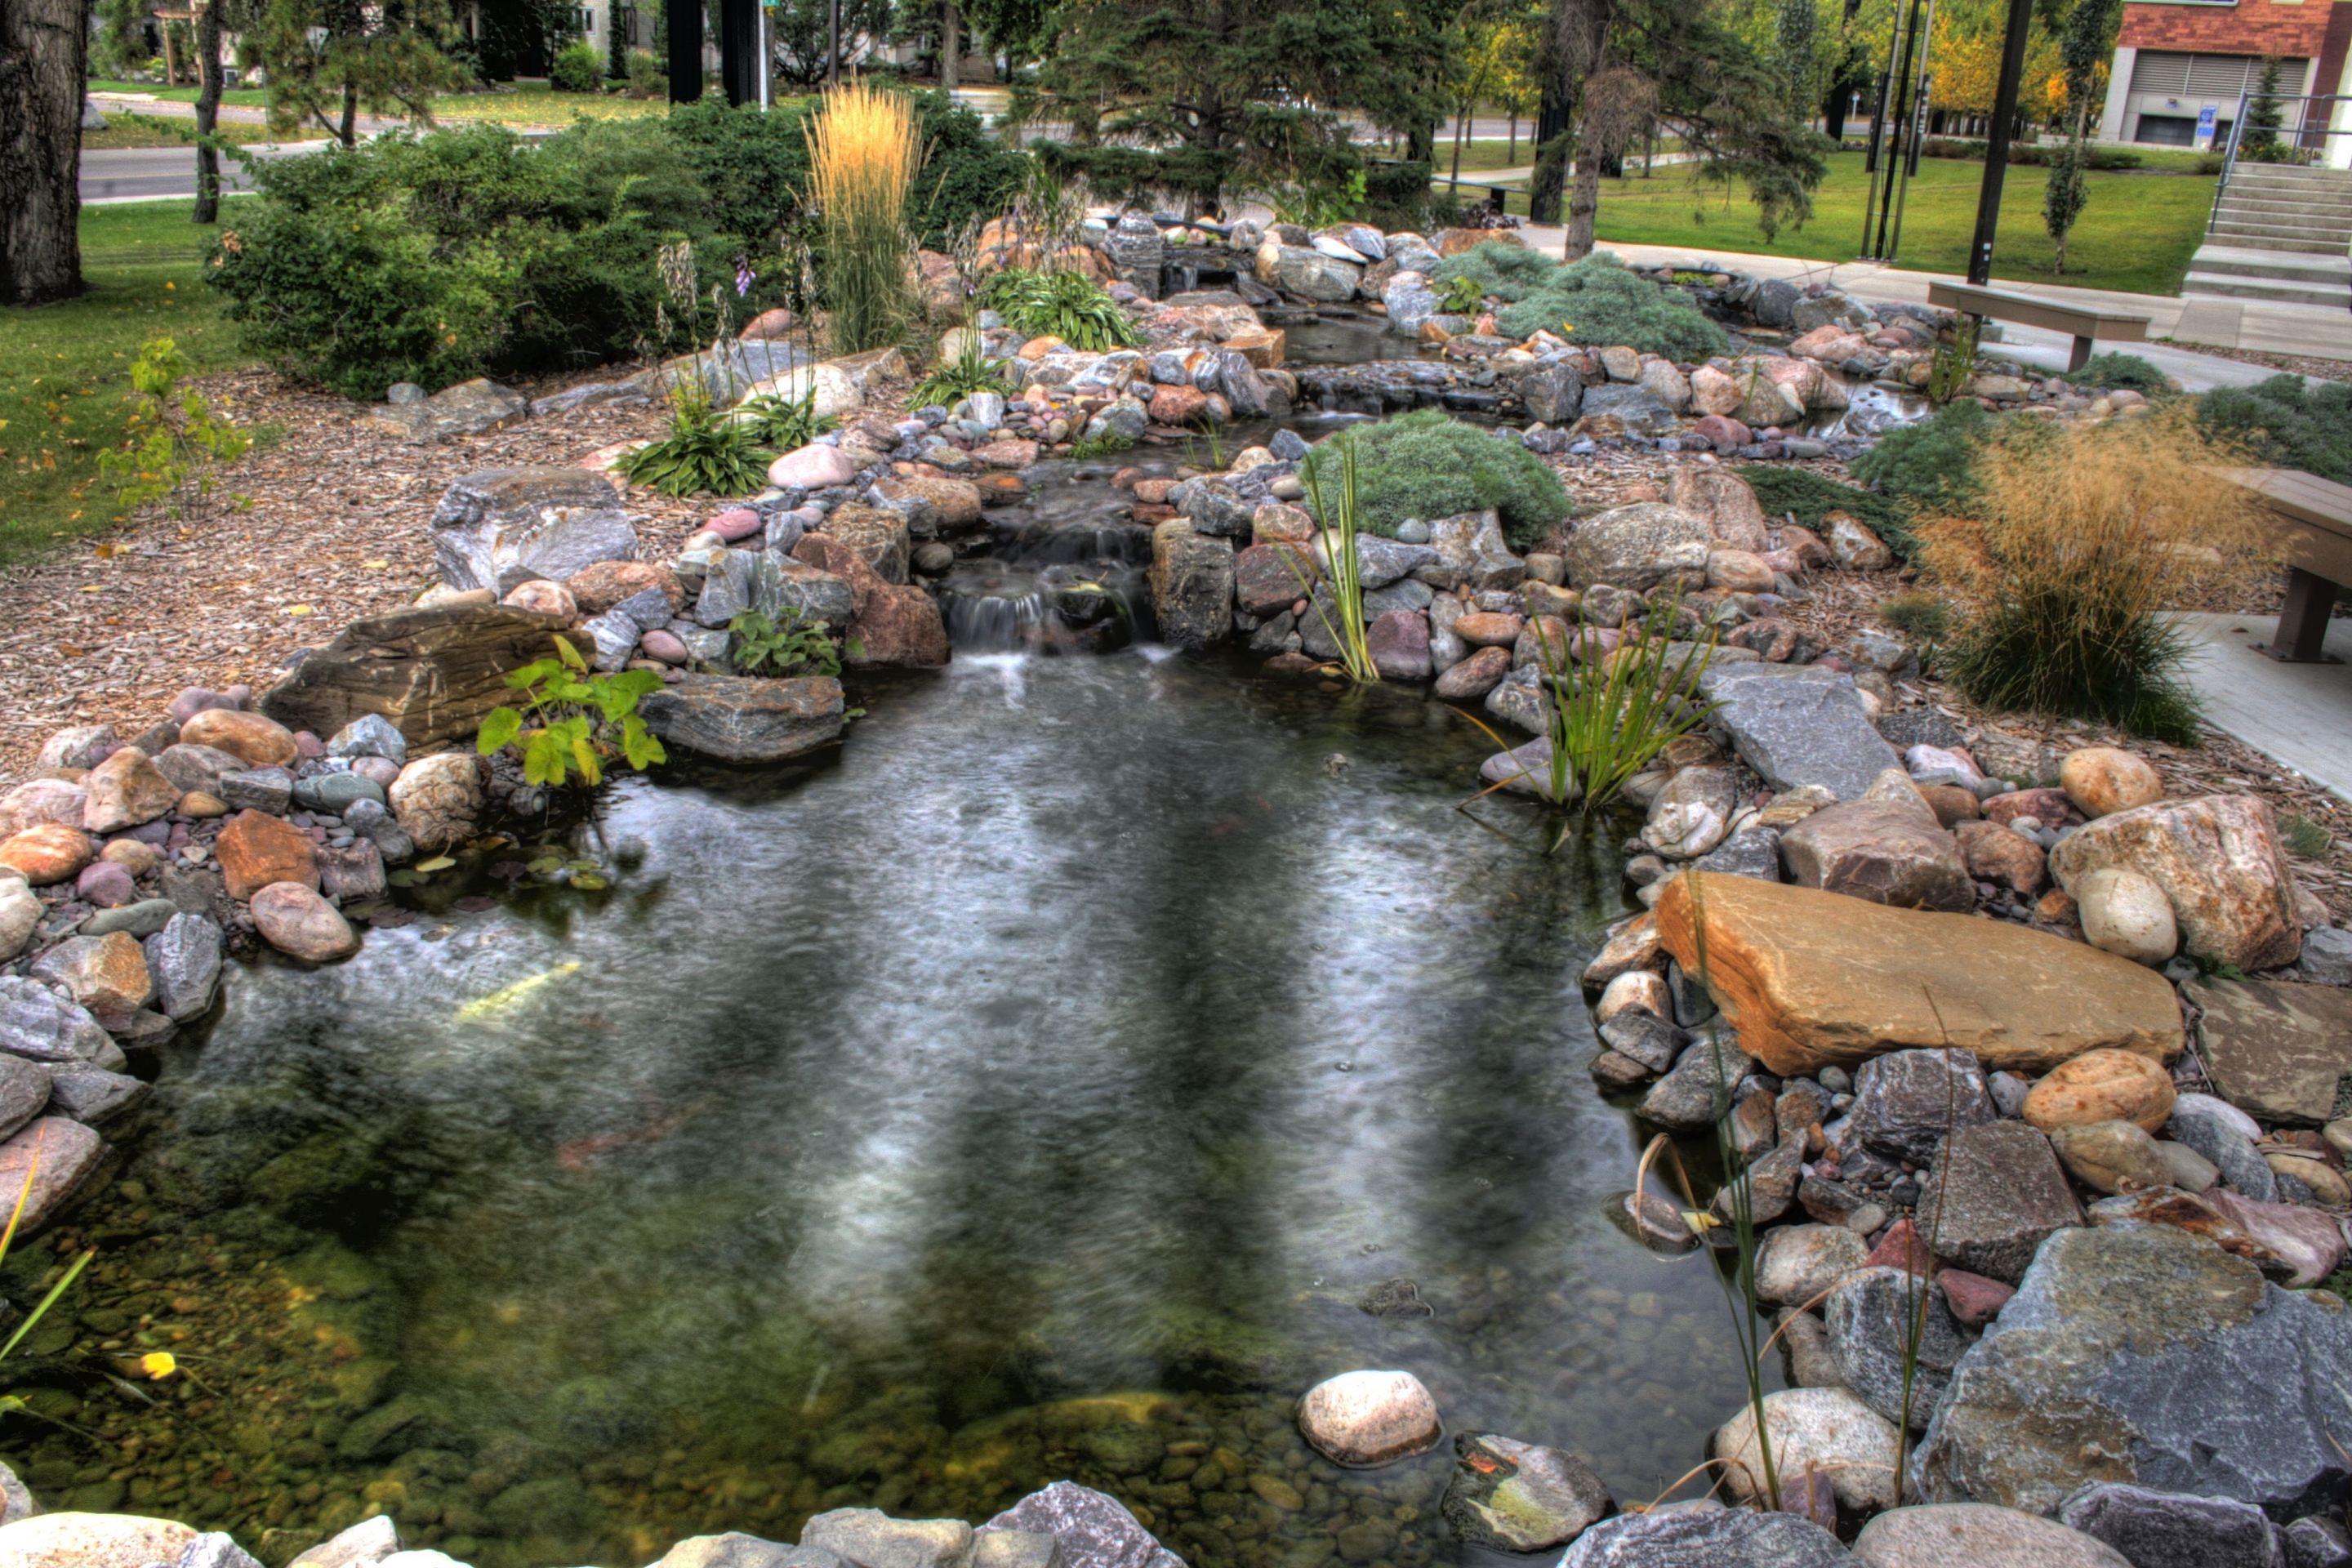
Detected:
left=2099, top=0, right=2352, bottom=166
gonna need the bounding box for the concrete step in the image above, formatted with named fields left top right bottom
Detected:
left=2213, top=207, right=2352, bottom=231
left=2216, top=190, right=2352, bottom=213
left=2180, top=270, right=2352, bottom=307
left=2207, top=220, right=2352, bottom=252
left=2188, top=244, right=2352, bottom=286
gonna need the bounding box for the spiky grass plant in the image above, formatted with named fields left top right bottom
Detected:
left=805, top=84, right=924, bottom=355
left=908, top=340, right=1013, bottom=410
left=1287, top=432, right=1379, bottom=684
left=1922, top=407, right=2265, bottom=742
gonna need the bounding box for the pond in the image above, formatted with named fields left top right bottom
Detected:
left=24, top=641, right=1778, bottom=1568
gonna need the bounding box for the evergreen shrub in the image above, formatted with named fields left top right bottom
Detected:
left=1299, top=410, right=1571, bottom=548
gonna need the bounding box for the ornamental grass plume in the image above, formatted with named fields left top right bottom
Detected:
left=804, top=84, right=924, bottom=355
left=1918, top=407, right=2269, bottom=743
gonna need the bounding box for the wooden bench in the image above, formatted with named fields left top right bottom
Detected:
left=2219, top=466, right=2352, bottom=663
left=1926, top=281, right=2150, bottom=372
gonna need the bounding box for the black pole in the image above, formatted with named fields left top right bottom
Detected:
left=719, top=0, right=759, bottom=103
left=1967, top=0, right=2036, bottom=284
left=667, top=0, right=702, bottom=100
left=1873, top=0, right=1924, bottom=259
left=827, top=0, right=838, bottom=84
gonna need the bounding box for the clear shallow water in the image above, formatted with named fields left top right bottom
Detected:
left=48, top=654, right=1773, bottom=1568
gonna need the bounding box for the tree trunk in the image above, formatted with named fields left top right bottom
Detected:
left=194, top=0, right=223, bottom=223
left=938, top=0, right=958, bottom=88
left=1563, top=146, right=1601, bottom=256
left=0, top=0, right=87, bottom=305
left=338, top=79, right=358, bottom=145
left=1450, top=106, right=1466, bottom=180
left=1528, top=68, right=1571, bottom=223
left=1508, top=111, right=1517, bottom=162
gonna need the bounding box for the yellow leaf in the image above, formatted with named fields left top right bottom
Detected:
left=415, top=856, right=456, bottom=872
left=363, top=559, right=388, bottom=568
left=286, top=604, right=313, bottom=616
left=141, top=1351, right=177, bottom=1379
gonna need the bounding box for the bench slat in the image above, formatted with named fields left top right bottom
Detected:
left=1926, top=281, right=2150, bottom=343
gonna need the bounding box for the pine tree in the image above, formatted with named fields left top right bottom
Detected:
left=240, top=0, right=470, bottom=144
left=608, top=2, right=631, bottom=80
left=2240, top=56, right=2287, bottom=163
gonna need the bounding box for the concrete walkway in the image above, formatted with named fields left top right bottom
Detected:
left=2176, top=612, right=2352, bottom=802
left=1513, top=223, right=2352, bottom=388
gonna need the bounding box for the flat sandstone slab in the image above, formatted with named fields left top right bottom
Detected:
left=1653, top=873, right=2183, bottom=1076
left=2189, top=977, right=2352, bottom=1125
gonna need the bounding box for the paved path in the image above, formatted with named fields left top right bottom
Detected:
left=2176, top=612, right=2352, bottom=802
left=1514, top=224, right=2352, bottom=383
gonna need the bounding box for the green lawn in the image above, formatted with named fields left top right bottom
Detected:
left=1568, top=151, right=2216, bottom=297
left=0, top=201, right=253, bottom=565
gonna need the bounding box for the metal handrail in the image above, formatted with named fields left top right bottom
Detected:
left=2206, top=90, right=2352, bottom=239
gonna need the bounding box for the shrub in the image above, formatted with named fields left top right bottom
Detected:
left=2197, top=374, right=2352, bottom=483
left=2063, top=352, right=2172, bottom=394
left=1849, top=399, right=1997, bottom=517
left=1428, top=245, right=1731, bottom=360
left=550, top=40, right=604, bottom=91
left=981, top=268, right=1143, bottom=350
left=626, top=47, right=663, bottom=97
left=1298, top=410, right=1571, bottom=546
left=807, top=84, right=923, bottom=354
left=1361, top=159, right=1437, bottom=231
left=1741, top=467, right=1925, bottom=563
left=1921, top=409, right=2265, bottom=741
left=905, top=91, right=1027, bottom=252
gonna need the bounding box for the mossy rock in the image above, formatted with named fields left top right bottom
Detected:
left=1079, top=1423, right=1166, bottom=1476
left=337, top=1392, right=445, bottom=1460
left=486, top=1473, right=592, bottom=1536
left=1148, top=1307, right=1307, bottom=1393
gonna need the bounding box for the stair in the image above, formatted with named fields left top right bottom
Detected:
left=2185, top=166, right=2352, bottom=307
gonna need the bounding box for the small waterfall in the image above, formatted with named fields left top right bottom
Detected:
left=938, top=514, right=1157, bottom=656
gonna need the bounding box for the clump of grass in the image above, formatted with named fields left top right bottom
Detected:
left=1425, top=244, right=1731, bottom=360
left=1850, top=399, right=1999, bottom=519
left=908, top=340, right=1011, bottom=410
left=1290, top=433, right=1379, bottom=684
left=805, top=85, right=924, bottom=354
left=2198, top=375, right=2352, bottom=484
left=1742, top=467, right=1925, bottom=564
left=1298, top=409, right=1570, bottom=547
left=1922, top=407, right=2266, bottom=742
left=2064, top=352, right=2172, bottom=395
left=981, top=268, right=1145, bottom=351
left=1878, top=590, right=1953, bottom=644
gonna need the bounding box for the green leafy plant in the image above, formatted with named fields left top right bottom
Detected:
left=1285, top=432, right=1378, bottom=684
left=477, top=635, right=668, bottom=787
left=1298, top=409, right=1570, bottom=547
left=1069, top=428, right=1138, bottom=459
left=2063, top=353, right=2173, bottom=395
left=619, top=379, right=775, bottom=497
left=625, top=47, right=663, bottom=97
left=97, top=337, right=253, bottom=521
left=1924, top=312, right=1981, bottom=408
left=550, top=38, right=605, bottom=91
left=1437, top=273, right=1486, bottom=317
left=1270, top=168, right=1367, bottom=230
left=733, top=384, right=835, bottom=450
left=1425, top=245, right=1731, bottom=360
left=727, top=608, right=844, bottom=678
left=981, top=268, right=1146, bottom=351
left=908, top=341, right=1013, bottom=409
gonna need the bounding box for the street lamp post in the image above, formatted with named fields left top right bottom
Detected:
left=1967, top=0, right=2038, bottom=283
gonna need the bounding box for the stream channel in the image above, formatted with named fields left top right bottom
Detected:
left=20, top=385, right=1797, bottom=1568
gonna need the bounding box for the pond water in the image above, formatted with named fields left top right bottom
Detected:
left=34, top=648, right=1779, bottom=1568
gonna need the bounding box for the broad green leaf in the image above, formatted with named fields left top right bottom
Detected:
left=476, top=707, right=523, bottom=755
left=554, top=635, right=588, bottom=672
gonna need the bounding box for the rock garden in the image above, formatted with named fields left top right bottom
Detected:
left=5, top=87, right=2352, bottom=1568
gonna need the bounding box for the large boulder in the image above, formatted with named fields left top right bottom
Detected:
left=259, top=604, right=572, bottom=750
left=1428, top=510, right=1526, bottom=594
left=0, top=1513, right=198, bottom=1568
left=429, top=466, right=638, bottom=595
left=1254, top=243, right=1360, bottom=302
left=790, top=535, right=948, bottom=669
left=1666, top=468, right=1770, bottom=553
left=637, top=675, right=846, bottom=764
left=1699, top=665, right=1901, bottom=803
left=1912, top=1225, right=2352, bottom=1520
left=1913, top=1120, right=2085, bottom=1285
left=2186, top=978, right=2352, bottom=1126
left=0, top=1119, right=106, bottom=1234
left=802, top=1512, right=969, bottom=1568
left=0, top=978, right=122, bottom=1070
left=983, top=1481, right=1183, bottom=1568
left=1851, top=1506, right=2131, bottom=1568
left=2049, top=795, right=2302, bottom=973
left=1652, top=875, right=2184, bottom=1076
left=1149, top=523, right=1234, bottom=651
left=1714, top=1386, right=1901, bottom=1511
left=2057, top=1481, right=2285, bottom=1568
left=1297, top=1370, right=1441, bottom=1467
left=1561, top=503, right=1712, bottom=591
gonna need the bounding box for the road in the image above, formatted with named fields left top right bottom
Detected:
left=80, top=143, right=315, bottom=205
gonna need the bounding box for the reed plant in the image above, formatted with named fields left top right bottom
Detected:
left=1288, top=433, right=1379, bottom=684
left=0, top=1129, right=96, bottom=1423
left=805, top=84, right=924, bottom=354
left=1922, top=408, right=2266, bottom=742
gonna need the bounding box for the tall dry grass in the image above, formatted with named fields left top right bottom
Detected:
left=804, top=84, right=924, bottom=354
left=1920, top=408, right=2270, bottom=742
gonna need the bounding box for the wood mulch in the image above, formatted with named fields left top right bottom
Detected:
left=0, top=367, right=694, bottom=790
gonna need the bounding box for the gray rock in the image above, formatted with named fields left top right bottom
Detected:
left=762, top=561, right=858, bottom=631
left=984, top=1481, right=1184, bottom=1568
left=0, top=1458, right=34, bottom=1523
left=614, top=585, right=678, bottom=632
left=0, top=977, right=125, bottom=1070
left=1699, top=664, right=1902, bottom=802
left=1485, top=665, right=1553, bottom=735
left=1713, top=1138, right=1804, bottom=1224
left=216, top=768, right=295, bottom=815
left=315, top=841, right=386, bottom=903
left=45, top=1065, right=146, bottom=1126
left=292, top=773, right=388, bottom=815
left=1638, top=1031, right=1755, bottom=1132
left=0, top=1055, right=49, bottom=1142
left=1578, top=383, right=1682, bottom=433
left=1600, top=1009, right=1686, bottom=1073
left=697, top=550, right=767, bottom=626
left=1383, top=278, right=1440, bottom=337
left=1104, top=214, right=1165, bottom=296
left=654, top=1536, right=847, bottom=1568
left=340, top=800, right=414, bottom=866
left=2058, top=1481, right=2285, bottom=1568
left=1348, top=535, right=1441, bottom=590
left=1851, top=1505, right=2132, bottom=1568
left=1825, top=1266, right=1973, bottom=1430
left=581, top=609, right=642, bottom=670
left=430, top=466, right=639, bottom=596
left=1428, top=509, right=1526, bottom=594
left=800, top=1512, right=973, bottom=1568
left=145, top=911, right=222, bottom=1025
left=1148, top=523, right=1234, bottom=650
left=1913, top=1226, right=2352, bottom=1519
left=289, top=1514, right=401, bottom=1568
left=1849, top=1049, right=1996, bottom=1165
left=637, top=675, right=845, bottom=764
left=82, top=899, right=180, bottom=939
left=2299, top=927, right=2352, bottom=986
left=368, top=376, right=528, bottom=443
left=153, top=742, right=254, bottom=799
left=1562, top=502, right=1713, bottom=591
left=1520, top=361, right=1584, bottom=425
left=2285, top=1517, right=2351, bottom=1568
left=1752, top=279, right=1802, bottom=328
left=1180, top=480, right=1255, bottom=539
left=179, top=1534, right=267, bottom=1568
left=324, top=714, right=407, bottom=765
left=1268, top=429, right=1309, bottom=462
left=1440, top=1431, right=1615, bottom=1551
left=1362, top=577, right=1435, bottom=620
left=1695, top=826, right=1783, bottom=881
left=1560, top=1506, right=1851, bottom=1566
left=971, top=1531, right=1062, bottom=1568
left=2167, top=1099, right=2279, bottom=1202
left=1915, top=1120, right=2084, bottom=1285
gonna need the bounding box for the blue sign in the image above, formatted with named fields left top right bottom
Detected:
left=2195, top=105, right=2218, bottom=149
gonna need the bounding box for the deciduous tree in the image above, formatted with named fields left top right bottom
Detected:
left=1, top=0, right=87, bottom=303
left=240, top=0, right=470, bottom=145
